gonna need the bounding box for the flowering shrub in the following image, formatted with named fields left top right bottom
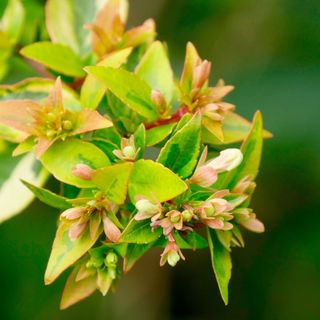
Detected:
left=0, top=0, right=271, bottom=309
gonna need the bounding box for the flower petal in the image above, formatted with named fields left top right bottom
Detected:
left=61, top=207, right=86, bottom=220
left=35, top=137, right=55, bottom=158
left=205, top=218, right=224, bottom=230
left=47, top=77, right=64, bottom=112
left=68, top=222, right=87, bottom=241
left=103, top=216, right=121, bottom=242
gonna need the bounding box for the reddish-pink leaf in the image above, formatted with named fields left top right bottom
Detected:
left=60, top=265, right=97, bottom=310
left=73, top=109, right=112, bottom=135
left=0, top=100, right=40, bottom=134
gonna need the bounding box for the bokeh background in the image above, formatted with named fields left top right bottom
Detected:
left=1, top=0, right=320, bottom=319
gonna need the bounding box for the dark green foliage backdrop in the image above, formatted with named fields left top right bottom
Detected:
left=0, top=0, right=319, bottom=319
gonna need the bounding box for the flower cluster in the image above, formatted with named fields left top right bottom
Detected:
left=134, top=149, right=264, bottom=267
left=0, top=0, right=270, bottom=310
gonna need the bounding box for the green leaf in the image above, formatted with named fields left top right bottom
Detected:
left=20, top=42, right=85, bottom=77
left=202, top=111, right=272, bottom=145
left=180, top=42, right=201, bottom=93
left=0, top=123, right=25, bottom=143
left=98, top=243, right=128, bottom=258
left=157, top=114, right=201, bottom=178
left=135, top=41, right=174, bottom=102
left=1, top=0, right=25, bottom=44
left=45, top=222, right=103, bottom=284
left=91, top=139, right=119, bottom=163
left=173, top=113, right=192, bottom=133
left=91, top=162, right=134, bottom=205
left=133, top=124, right=145, bottom=159
left=46, top=0, right=109, bottom=56
left=21, top=180, right=72, bottom=210
left=40, top=139, right=110, bottom=188
left=104, top=90, right=144, bottom=134
left=81, top=47, right=133, bottom=109
left=12, top=136, right=36, bottom=156
left=0, top=142, right=49, bottom=223
left=120, top=219, right=162, bottom=244
left=173, top=231, right=208, bottom=250
left=146, top=122, right=176, bottom=146
left=128, top=159, right=187, bottom=203
left=60, top=264, right=97, bottom=310
left=124, top=242, right=154, bottom=272
left=207, top=228, right=232, bottom=305
left=92, top=127, right=121, bottom=146
left=86, top=66, right=158, bottom=121
left=223, top=111, right=264, bottom=189
left=0, top=77, right=81, bottom=111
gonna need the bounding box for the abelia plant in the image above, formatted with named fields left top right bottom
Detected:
left=0, top=0, right=272, bottom=310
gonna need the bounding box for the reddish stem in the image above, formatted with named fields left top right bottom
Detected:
left=69, top=78, right=85, bottom=90
left=145, top=106, right=189, bottom=130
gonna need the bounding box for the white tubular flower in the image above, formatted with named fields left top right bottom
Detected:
left=207, top=148, right=243, bottom=173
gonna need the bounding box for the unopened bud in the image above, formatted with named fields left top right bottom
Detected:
left=204, top=205, right=215, bottom=217
left=87, top=200, right=96, bottom=207
left=86, top=257, right=103, bottom=269
left=136, top=199, right=159, bottom=215
left=151, top=89, right=168, bottom=117
left=47, top=112, right=56, bottom=122
left=190, top=165, right=218, bottom=187
left=46, top=129, right=56, bottom=139
left=182, top=210, right=193, bottom=222
left=207, top=148, right=243, bottom=173
left=62, top=120, right=73, bottom=131
left=108, top=267, right=117, bottom=280
left=192, top=60, right=211, bottom=89
left=167, top=250, right=180, bottom=267
left=151, top=89, right=166, bottom=106
left=72, top=163, right=93, bottom=181
left=105, top=251, right=118, bottom=267
left=122, top=145, right=136, bottom=159
left=170, top=213, right=181, bottom=224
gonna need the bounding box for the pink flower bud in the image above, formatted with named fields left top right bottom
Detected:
left=102, top=216, right=121, bottom=242
left=72, top=164, right=93, bottom=181
left=190, top=165, right=218, bottom=187
left=192, top=60, right=211, bottom=89
left=60, top=207, right=86, bottom=220
left=68, top=222, right=87, bottom=241
left=151, top=89, right=166, bottom=107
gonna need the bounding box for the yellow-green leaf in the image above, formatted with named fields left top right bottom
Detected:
left=81, top=47, right=133, bottom=109
left=45, top=222, right=102, bottom=285
left=128, top=159, right=187, bottom=203
left=135, top=41, right=174, bottom=102
left=0, top=142, right=49, bottom=223
left=86, top=66, right=158, bottom=121
left=202, top=111, right=272, bottom=145
left=92, top=162, right=134, bottom=204
left=20, top=42, right=85, bottom=77
left=40, top=139, right=110, bottom=188
left=223, top=111, right=264, bottom=189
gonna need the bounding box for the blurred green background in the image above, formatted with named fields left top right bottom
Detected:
left=1, top=0, right=320, bottom=319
